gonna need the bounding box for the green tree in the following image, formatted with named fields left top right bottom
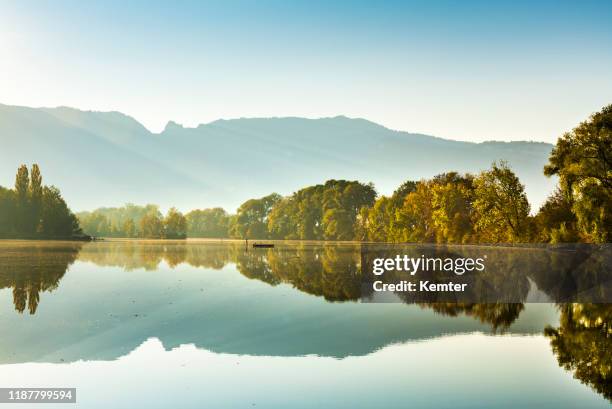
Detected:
left=297, top=188, right=324, bottom=239
left=230, top=193, right=281, bottom=239
left=39, top=186, right=81, bottom=238
left=322, top=208, right=353, bottom=240
left=14, top=165, right=29, bottom=201
left=338, top=181, right=377, bottom=216
left=267, top=198, right=299, bottom=239
left=267, top=180, right=376, bottom=240
left=29, top=164, right=43, bottom=235
left=1, top=165, right=82, bottom=239
left=473, top=162, right=530, bottom=243
left=544, top=104, right=612, bottom=243
left=186, top=208, right=230, bottom=238
left=0, top=187, right=16, bottom=237
left=534, top=188, right=579, bottom=243
left=14, top=165, right=30, bottom=235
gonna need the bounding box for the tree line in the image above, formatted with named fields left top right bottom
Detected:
left=77, top=205, right=229, bottom=239
left=79, top=104, right=610, bottom=243
left=77, top=205, right=188, bottom=239
left=0, top=165, right=82, bottom=239
left=223, top=104, right=610, bottom=243
left=4, top=104, right=609, bottom=242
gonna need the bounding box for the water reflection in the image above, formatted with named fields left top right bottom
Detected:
left=77, top=240, right=234, bottom=270
left=361, top=244, right=611, bottom=303
left=0, top=241, right=82, bottom=314
left=545, top=304, right=612, bottom=401
left=0, top=240, right=610, bottom=401
left=238, top=245, right=363, bottom=301
left=1, top=240, right=610, bottom=329
left=418, top=303, right=525, bottom=333
left=75, top=241, right=612, bottom=304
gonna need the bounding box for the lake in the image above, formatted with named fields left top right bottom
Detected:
left=0, top=240, right=609, bottom=408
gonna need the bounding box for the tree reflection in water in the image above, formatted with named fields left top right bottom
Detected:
left=418, top=303, right=525, bottom=333
left=0, top=241, right=82, bottom=314
left=545, top=303, right=611, bottom=401
left=0, top=240, right=610, bottom=401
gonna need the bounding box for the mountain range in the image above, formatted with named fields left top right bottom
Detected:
left=0, top=103, right=557, bottom=212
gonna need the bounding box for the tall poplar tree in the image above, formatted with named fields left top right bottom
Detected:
left=14, top=165, right=30, bottom=235
left=29, top=164, right=43, bottom=235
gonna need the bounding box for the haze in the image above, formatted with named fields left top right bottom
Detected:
left=1, top=0, right=611, bottom=142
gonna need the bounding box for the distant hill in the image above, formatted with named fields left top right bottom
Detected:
left=0, top=103, right=556, bottom=212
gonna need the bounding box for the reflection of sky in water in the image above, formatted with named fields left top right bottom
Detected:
left=0, top=260, right=560, bottom=362
left=0, top=242, right=609, bottom=408
left=0, top=335, right=608, bottom=409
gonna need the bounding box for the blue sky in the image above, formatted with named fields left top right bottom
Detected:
left=1, top=0, right=611, bottom=142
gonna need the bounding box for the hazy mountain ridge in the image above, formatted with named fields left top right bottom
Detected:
left=0, top=104, right=556, bottom=212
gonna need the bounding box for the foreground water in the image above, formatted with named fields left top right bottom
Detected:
left=0, top=240, right=609, bottom=408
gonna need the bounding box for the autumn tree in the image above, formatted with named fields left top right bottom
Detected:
left=430, top=174, right=474, bottom=243
left=355, top=180, right=417, bottom=242
left=358, top=196, right=394, bottom=241
left=139, top=212, right=164, bottom=239
left=396, top=182, right=436, bottom=242
left=473, top=162, right=530, bottom=243
left=164, top=207, right=187, bottom=239
left=390, top=180, right=417, bottom=207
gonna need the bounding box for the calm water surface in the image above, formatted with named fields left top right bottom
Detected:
left=0, top=240, right=609, bottom=408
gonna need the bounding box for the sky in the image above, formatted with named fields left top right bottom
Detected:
left=0, top=0, right=611, bottom=143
